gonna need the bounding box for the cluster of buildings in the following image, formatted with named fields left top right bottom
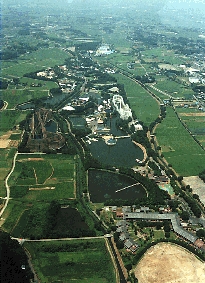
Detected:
left=106, top=205, right=205, bottom=252
left=95, top=44, right=114, bottom=56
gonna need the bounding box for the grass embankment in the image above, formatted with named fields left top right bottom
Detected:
left=155, top=107, right=205, bottom=176
left=24, top=239, right=116, bottom=283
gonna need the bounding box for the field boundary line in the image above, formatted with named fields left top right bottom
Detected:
left=105, top=237, right=119, bottom=283
left=43, top=161, right=54, bottom=185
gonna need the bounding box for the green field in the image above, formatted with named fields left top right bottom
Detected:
left=155, top=79, right=194, bottom=99
left=0, top=110, right=27, bottom=135
left=24, top=239, right=116, bottom=283
left=0, top=148, right=16, bottom=197
left=8, top=154, right=76, bottom=201
left=141, top=48, right=184, bottom=65
left=175, top=108, right=205, bottom=148
left=113, top=73, right=160, bottom=125
left=2, top=48, right=70, bottom=77
left=155, top=107, right=205, bottom=176
left=1, top=89, right=49, bottom=109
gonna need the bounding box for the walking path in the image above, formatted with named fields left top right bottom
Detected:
left=0, top=152, right=18, bottom=219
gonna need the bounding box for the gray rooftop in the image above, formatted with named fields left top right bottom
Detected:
left=125, top=212, right=197, bottom=244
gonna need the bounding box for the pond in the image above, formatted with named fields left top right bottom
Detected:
left=69, top=116, right=86, bottom=128
left=45, top=120, right=57, bottom=133
left=87, top=137, right=144, bottom=167
left=88, top=169, right=146, bottom=203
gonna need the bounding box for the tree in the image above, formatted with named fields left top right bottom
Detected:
left=177, top=176, right=183, bottom=182
left=180, top=211, right=190, bottom=221
left=196, top=229, right=205, bottom=239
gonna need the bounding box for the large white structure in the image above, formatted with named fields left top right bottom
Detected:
left=95, top=44, right=114, bottom=56
left=112, top=94, right=132, bottom=120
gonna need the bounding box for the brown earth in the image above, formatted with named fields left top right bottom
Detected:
left=183, top=176, right=205, bottom=206
left=134, top=243, right=205, bottom=283
left=0, top=139, right=10, bottom=148
left=180, top=113, right=205, bottom=116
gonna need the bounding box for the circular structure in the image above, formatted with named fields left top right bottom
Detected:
left=134, top=242, right=205, bottom=283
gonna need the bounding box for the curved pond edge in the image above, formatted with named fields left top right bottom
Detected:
left=87, top=168, right=148, bottom=200
left=132, top=140, right=147, bottom=163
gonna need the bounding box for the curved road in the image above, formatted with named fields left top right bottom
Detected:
left=0, top=152, right=18, bottom=219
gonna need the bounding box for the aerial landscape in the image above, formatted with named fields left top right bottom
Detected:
left=1, top=0, right=205, bottom=282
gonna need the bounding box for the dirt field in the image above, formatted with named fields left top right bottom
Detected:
left=183, top=176, right=205, bottom=206
left=134, top=243, right=205, bottom=283
left=0, top=139, right=10, bottom=148
left=180, top=113, right=205, bottom=116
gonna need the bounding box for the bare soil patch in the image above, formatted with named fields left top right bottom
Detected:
left=0, top=139, right=10, bottom=148
left=180, top=113, right=205, bottom=117
left=183, top=176, right=205, bottom=206
left=29, top=187, right=55, bottom=191
left=28, top=158, right=44, bottom=161
left=135, top=243, right=205, bottom=283
left=8, top=140, right=19, bottom=147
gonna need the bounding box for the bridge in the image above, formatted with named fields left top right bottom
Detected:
left=115, top=183, right=140, bottom=193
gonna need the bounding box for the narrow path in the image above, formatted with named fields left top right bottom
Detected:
left=0, top=152, right=18, bottom=219
left=115, top=183, right=140, bottom=193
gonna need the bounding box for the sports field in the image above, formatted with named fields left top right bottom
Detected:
left=135, top=242, right=205, bottom=283
left=24, top=239, right=116, bottom=283
left=8, top=154, right=76, bottom=201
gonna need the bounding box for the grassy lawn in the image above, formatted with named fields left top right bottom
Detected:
left=24, top=239, right=116, bottom=283
left=155, top=107, right=205, bottom=176
left=113, top=73, right=160, bottom=125
left=153, top=230, right=165, bottom=240
left=9, top=154, right=76, bottom=201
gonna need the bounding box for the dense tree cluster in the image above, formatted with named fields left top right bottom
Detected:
left=180, top=191, right=201, bottom=218
left=0, top=80, right=8, bottom=89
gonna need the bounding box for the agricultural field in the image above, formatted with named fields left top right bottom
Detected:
left=141, top=48, right=184, bottom=65
left=113, top=74, right=160, bottom=126
left=146, top=85, right=169, bottom=101
left=134, top=243, right=205, bottom=283
left=8, top=153, right=76, bottom=201
left=24, top=239, right=116, bottom=283
left=155, top=107, right=205, bottom=176
left=0, top=110, right=27, bottom=135
left=2, top=48, right=70, bottom=78
left=1, top=89, right=49, bottom=109
left=175, top=107, right=205, bottom=147
left=0, top=148, right=16, bottom=198
left=154, top=79, right=195, bottom=99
